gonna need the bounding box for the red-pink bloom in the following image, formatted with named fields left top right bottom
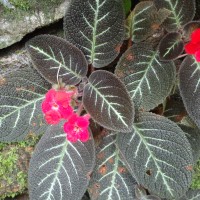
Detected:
left=63, top=114, right=90, bottom=143
left=184, top=28, right=200, bottom=62
left=45, top=110, right=61, bottom=125
left=42, top=89, right=74, bottom=124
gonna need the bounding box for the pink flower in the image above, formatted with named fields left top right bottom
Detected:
left=63, top=114, right=90, bottom=143
left=42, top=89, right=74, bottom=124
left=184, top=28, right=200, bottom=62
left=45, top=110, right=61, bottom=125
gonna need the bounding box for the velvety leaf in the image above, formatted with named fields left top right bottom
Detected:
left=154, top=0, right=196, bottom=32
left=115, top=43, right=176, bottom=111
left=26, top=35, right=88, bottom=85
left=178, top=189, right=200, bottom=200
left=88, top=132, right=137, bottom=200
left=183, top=21, right=200, bottom=41
left=64, top=0, right=125, bottom=68
left=179, top=124, right=200, bottom=163
left=0, top=67, right=50, bottom=142
left=128, top=1, right=170, bottom=42
left=158, top=32, right=184, bottom=61
left=29, top=123, right=95, bottom=200
left=83, top=70, right=134, bottom=132
left=117, top=112, right=193, bottom=199
left=179, top=56, right=200, bottom=128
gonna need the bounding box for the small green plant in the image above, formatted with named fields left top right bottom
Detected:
left=0, top=0, right=200, bottom=199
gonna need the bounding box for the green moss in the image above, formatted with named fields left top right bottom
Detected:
left=0, top=134, right=41, bottom=199
left=191, top=160, right=200, bottom=189
left=9, top=0, right=30, bottom=11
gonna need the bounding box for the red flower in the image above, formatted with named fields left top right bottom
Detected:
left=45, top=110, right=61, bottom=125
left=63, top=114, right=90, bottom=143
left=184, top=28, right=200, bottom=62
left=42, top=89, right=74, bottom=124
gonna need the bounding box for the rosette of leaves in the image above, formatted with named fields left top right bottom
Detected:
left=0, top=0, right=200, bottom=199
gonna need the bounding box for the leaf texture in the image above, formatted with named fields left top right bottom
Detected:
left=115, top=44, right=176, bottom=111
left=29, top=123, right=95, bottom=200
left=128, top=1, right=170, bottom=42
left=83, top=70, right=134, bottom=132
left=0, top=67, right=50, bottom=142
left=180, top=124, right=200, bottom=163
left=183, top=21, right=200, bottom=41
left=158, top=32, right=184, bottom=61
left=64, top=0, right=125, bottom=68
left=154, top=0, right=196, bottom=32
left=179, top=189, right=200, bottom=200
left=88, top=131, right=137, bottom=200
left=179, top=56, right=200, bottom=128
left=117, top=112, right=193, bottom=199
left=26, top=35, right=88, bottom=85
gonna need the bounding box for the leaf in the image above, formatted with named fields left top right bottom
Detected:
left=183, top=21, right=200, bottom=41
left=179, top=56, right=200, bottom=128
left=123, top=0, right=131, bottom=16
left=64, top=0, right=125, bottom=68
left=178, top=189, right=200, bottom=200
left=0, top=67, right=50, bottom=142
left=158, top=32, right=184, bottom=61
left=28, top=123, right=95, bottom=200
left=128, top=1, right=170, bottom=42
left=83, top=70, right=134, bottom=132
left=179, top=124, right=200, bottom=163
left=88, top=131, right=137, bottom=200
left=117, top=112, right=193, bottom=199
left=26, top=35, right=88, bottom=85
left=115, top=43, right=176, bottom=111
left=154, top=0, right=196, bottom=32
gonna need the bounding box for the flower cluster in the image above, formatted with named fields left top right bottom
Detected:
left=184, top=28, right=200, bottom=62
left=42, top=88, right=90, bottom=143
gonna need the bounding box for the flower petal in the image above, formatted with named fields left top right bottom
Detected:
left=45, top=110, right=61, bottom=124
left=191, top=28, right=200, bottom=43
left=184, top=42, right=200, bottom=54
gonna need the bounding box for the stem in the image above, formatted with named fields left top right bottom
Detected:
left=127, top=37, right=133, bottom=48
left=76, top=102, right=84, bottom=116
left=176, top=53, right=187, bottom=59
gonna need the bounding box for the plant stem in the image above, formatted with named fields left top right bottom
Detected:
left=176, top=53, right=187, bottom=59
left=76, top=102, right=84, bottom=116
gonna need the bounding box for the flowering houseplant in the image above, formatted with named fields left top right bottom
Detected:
left=1, top=0, right=200, bottom=199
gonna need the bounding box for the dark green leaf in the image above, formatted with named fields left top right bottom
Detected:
left=83, top=70, right=134, bottom=132
left=88, top=131, right=136, bottom=200
left=128, top=1, right=170, bottom=42
left=64, top=0, right=125, bottom=68
left=117, top=112, right=193, bottom=199
left=179, top=124, right=200, bottom=163
left=0, top=67, right=50, bottom=142
left=115, top=43, right=176, bottom=111
left=154, top=0, right=196, bottom=32
left=26, top=35, right=88, bottom=85
left=29, top=123, right=95, bottom=200
left=123, top=0, right=131, bottom=16
left=158, top=32, right=184, bottom=61
left=178, top=189, right=200, bottom=200
left=179, top=56, right=200, bottom=128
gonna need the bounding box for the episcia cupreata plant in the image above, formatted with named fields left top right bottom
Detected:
left=1, top=0, right=200, bottom=199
